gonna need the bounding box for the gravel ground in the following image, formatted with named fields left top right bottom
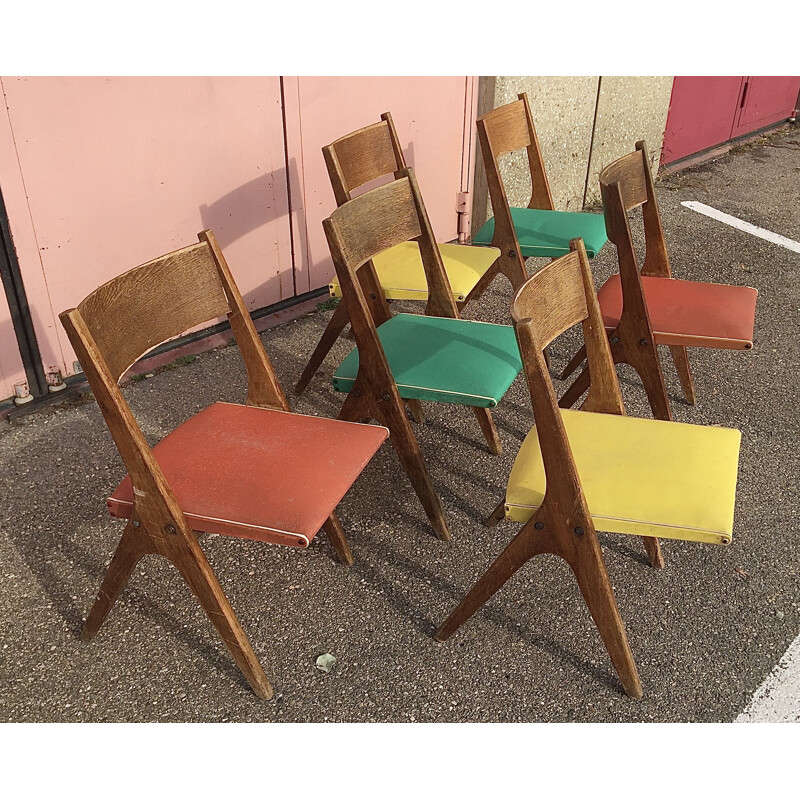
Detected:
left=1, top=127, right=798, bottom=722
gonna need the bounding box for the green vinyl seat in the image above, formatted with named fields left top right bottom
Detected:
left=473, top=206, right=608, bottom=258
left=332, top=313, right=522, bottom=408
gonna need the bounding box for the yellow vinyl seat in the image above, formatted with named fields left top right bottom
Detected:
left=505, top=409, right=742, bottom=544
left=328, top=241, right=501, bottom=303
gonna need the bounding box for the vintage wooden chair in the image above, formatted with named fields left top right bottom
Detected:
left=59, top=230, right=388, bottom=701
left=294, top=111, right=501, bottom=395
left=559, top=141, right=758, bottom=420
left=470, top=92, right=609, bottom=300
left=436, top=239, right=743, bottom=698
left=323, top=169, right=523, bottom=541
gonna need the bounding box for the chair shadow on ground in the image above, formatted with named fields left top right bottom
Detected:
left=350, top=533, right=624, bottom=694
left=6, top=502, right=254, bottom=692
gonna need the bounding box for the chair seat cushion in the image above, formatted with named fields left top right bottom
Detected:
left=598, top=274, right=758, bottom=349
left=332, top=313, right=522, bottom=408
left=473, top=207, right=608, bottom=258
left=108, top=403, right=387, bottom=548
left=328, top=241, right=501, bottom=302
left=505, top=409, right=741, bottom=544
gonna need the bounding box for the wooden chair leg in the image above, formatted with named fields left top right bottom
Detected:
left=81, top=520, right=152, bottom=642
left=641, top=536, right=665, bottom=569
left=630, top=348, right=673, bottom=422
left=294, top=301, right=351, bottom=394
left=559, top=343, right=587, bottom=381
left=376, top=393, right=451, bottom=541
left=459, top=262, right=502, bottom=309
left=337, top=386, right=372, bottom=424
left=322, top=512, right=353, bottom=566
left=472, top=406, right=502, bottom=456
left=435, top=519, right=546, bottom=642
left=485, top=498, right=507, bottom=528
left=568, top=537, right=643, bottom=698
left=669, top=345, right=696, bottom=405
left=172, top=538, right=274, bottom=701
left=559, top=362, right=591, bottom=409
left=406, top=398, right=426, bottom=424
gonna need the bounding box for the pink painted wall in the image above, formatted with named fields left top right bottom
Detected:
left=283, top=76, right=476, bottom=293
left=0, top=76, right=293, bottom=381
left=0, top=76, right=478, bottom=398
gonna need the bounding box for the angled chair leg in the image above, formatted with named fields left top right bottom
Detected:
left=435, top=518, right=548, bottom=641
left=295, top=301, right=352, bottom=394
left=627, top=346, right=673, bottom=422
left=375, top=393, right=451, bottom=542
left=641, top=536, right=665, bottom=569
left=171, top=538, right=274, bottom=701
left=322, top=512, right=353, bottom=566
left=81, top=520, right=153, bottom=642
left=559, top=343, right=587, bottom=381
left=568, top=536, right=643, bottom=698
left=559, top=362, right=591, bottom=409
left=406, top=399, right=426, bottom=424
left=669, top=345, right=696, bottom=405
left=337, top=386, right=372, bottom=424
left=485, top=498, right=507, bottom=528
left=472, top=407, right=502, bottom=456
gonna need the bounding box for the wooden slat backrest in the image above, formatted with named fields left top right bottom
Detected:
left=599, top=149, right=648, bottom=213
left=77, top=242, right=229, bottom=382
left=325, top=174, right=421, bottom=272
left=67, top=230, right=288, bottom=406
left=479, top=98, right=531, bottom=156
left=512, top=239, right=624, bottom=421
left=479, top=93, right=554, bottom=212
left=323, top=113, right=406, bottom=205
left=600, top=141, right=672, bottom=282
left=511, top=249, right=587, bottom=350
left=325, top=169, right=458, bottom=320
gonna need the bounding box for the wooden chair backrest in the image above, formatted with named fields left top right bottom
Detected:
left=324, top=169, right=458, bottom=321
left=323, top=170, right=459, bottom=399
left=478, top=92, right=555, bottom=214
left=59, top=230, right=289, bottom=540
left=599, top=140, right=672, bottom=279
left=323, top=112, right=406, bottom=206
left=510, top=238, right=625, bottom=524
left=512, top=238, right=625, bottom=418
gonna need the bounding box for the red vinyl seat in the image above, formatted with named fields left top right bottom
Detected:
left=597, top=274, right=758, bottom=350
left=108, top=402, right=388, bottom=548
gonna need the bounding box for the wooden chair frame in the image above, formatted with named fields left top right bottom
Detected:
left=559, top=141, right=692, bottom=421
left=323, top=169, right=504, bottom=542
left=436, top=239, right=665, bottom=698
left=60, top=230, right=354, bottom=701
left=295, top=113, right=402, bottom=395
left=468, top=92, right=557, bottom=302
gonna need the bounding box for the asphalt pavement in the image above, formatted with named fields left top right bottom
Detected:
left=1, top=127, right=798, bottom=722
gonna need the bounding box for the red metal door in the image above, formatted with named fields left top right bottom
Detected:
left=661, top=77, right=745, bottom=164
left=733, top=76, right=800, bottom=136
left=662, top=76, right=800, bottom=165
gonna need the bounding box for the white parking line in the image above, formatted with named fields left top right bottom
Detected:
left=736, top=632, right=800, bottom=722
left=682, top=201, right=800, bottom=253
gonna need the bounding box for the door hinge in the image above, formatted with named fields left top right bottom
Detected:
left=456, top=191, right=470, bottom=242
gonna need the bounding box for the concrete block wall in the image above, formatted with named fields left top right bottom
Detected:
left=472, top=76, right=674, bottom=229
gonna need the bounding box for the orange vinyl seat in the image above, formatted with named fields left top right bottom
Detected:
left=598, top=274, right=758, bottom=350
left=108, top=402, right=387, bottom=549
